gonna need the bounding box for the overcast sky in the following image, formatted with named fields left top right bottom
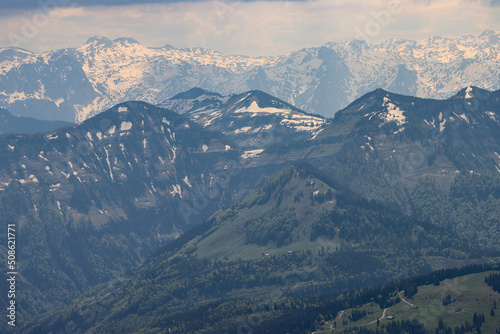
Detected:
left=1, top=0, right=499, bottom=56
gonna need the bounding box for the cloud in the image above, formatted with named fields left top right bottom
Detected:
left=0, top=0, right=308, bottom=10
left=0, top=0, right=191, bottom=10
left=0, top=0, right=499, bottom=55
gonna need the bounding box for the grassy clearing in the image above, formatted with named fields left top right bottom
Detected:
left=315, top=271, right=500, bottom=333
left=191, top=173, right=338, bottom=260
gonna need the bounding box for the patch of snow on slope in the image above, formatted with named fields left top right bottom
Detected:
left=170, top=184, right=182, bottom=198
left=104, top=147, right=114, bottom=180
left=394, top=127, right=405, bottom=134
left=310, top=128, right=324, bottom=140
left=183, top=176, right=191, bottom=187
left=424, top=119, right=435, bottom=128
left=454, top=112, right=469, bottom=123
left=494, top=152, right=500, bottom=168
left=486, top=111, right=498, bottom=122
left=235, top=101, right=290, bottom=115
left=46, top=133, right=58, bottom=140
left=280, top=114, right=325, bottom=132
left=380, top=97, right=406, bottom=127
left=234, top=126, right=252, bottom=134
left=241, top=149, right=264, bottom=159
left=465, top=86, right=475, bottom=99
left=120, top=121, right=132, bottom=131
left=439, top=112, right=447, bottom=132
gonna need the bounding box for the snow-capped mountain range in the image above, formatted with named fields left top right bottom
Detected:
left=2, top=31, right=500, bottom=122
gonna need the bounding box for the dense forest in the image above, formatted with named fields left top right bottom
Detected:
left=411, top=172, right=500, bottom=249
left=485, top=272, right=500, bottom=293
left=27, top=263, right=500, bottom=334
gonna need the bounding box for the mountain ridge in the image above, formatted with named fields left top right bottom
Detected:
left=1, top=87, right=499, bottom=331
left=159, top=88, right=327, bottom=149
left=20, top=163, right=495, bottom=334
left=0, top=100, right=242, bottom=326
left=3, top=31, right=500, bottom=121
left=0, top=108, right=72, bottom=135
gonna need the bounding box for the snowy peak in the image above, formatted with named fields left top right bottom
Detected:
left=79, top=101, right=191, bottom=143
left=84, top=36, right=114, bottom=47
left=0, top=47, right=36, bottom=61
left=348, top=89, right=409, bottom=133
left=227, top=90, right=300, bottom=113
left=159, top=88, right=226, bottom=116
left=366, top=88, right=394, bottom=100
left=315, top=86, right=500, bottom=185
left=228, top=91, right=326, bottom=131
left=379, top=96, right=406, bottom=128
left=344, top=39, right=369, bottom=52
left=169, top=87, right=222, bottom=101
left=159, top=89, right=327, bottom=149
left=75, top=101, right=230, bottom=159
left=112, top=37, right=141, bottom=45
left=329, top=86, right=500, bottom=140
left=84, top=36, right=144, bottom=48
left=480, top=29, right=496, bottom=37
left=342, top=88, right=404, bottom=112
left=79, top=36, right=149, bottom=55
left=450, top=86, right=491, bottom=100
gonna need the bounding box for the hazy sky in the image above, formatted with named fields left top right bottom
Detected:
left=1, top=0, right=500, bottom=56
